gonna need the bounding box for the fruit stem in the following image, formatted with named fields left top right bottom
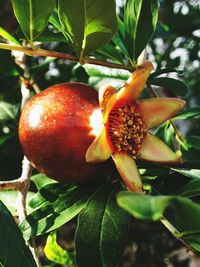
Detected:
left=0, top=42, right=134, bottom=71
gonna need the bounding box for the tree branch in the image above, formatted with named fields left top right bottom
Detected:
left=0, top=42, right=134, bottom=71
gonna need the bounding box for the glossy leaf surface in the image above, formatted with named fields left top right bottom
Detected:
left=75, top=183, right=130, bottom=267
left=58, top=0, right=117, bottom=57
left=11, top=0, right=55, bottom=41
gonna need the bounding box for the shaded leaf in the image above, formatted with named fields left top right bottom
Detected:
left=177, top=178, right=200, bottom=198
left=134, top=0, right=158, bottom=59
left=75, top=183, right=130, bottom=267
left=150, top=77, right=188, bottom=97
left=150, top=67, right=183, bottom=79
left=154, top=122, right=175, bottom=150
left=0, top=201, right=37, bottom=267
left=112, top=17, right=130, bottom=60
left=0, top=51, right=20, bottom=76
left=139, top=166, right=170, bottom=180
left=180, top=142, right=200, bottom=162
left=97, top=43, right=124, bottom=64
left=0, top=133, right=16, bottom=146
left=124, top=0, right=158, bottom=61
left=58, top=0, right=117, bottom=57
left=172, top=168, right=200, bottom=179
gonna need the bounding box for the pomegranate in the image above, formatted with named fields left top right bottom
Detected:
left=18, top=82, right=106, bottom=183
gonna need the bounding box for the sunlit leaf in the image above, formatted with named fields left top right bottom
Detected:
left=11, top=0, right=55, bottom=42
left=173, top=107, right=200, bottom=120
left=0, top=26, right=21, bottom=45
left=0, top=191, right=34, bottom=216
left=58, top=0, right=117, bottom=57
left=44, top=231, right=75, bottom=265
left=83, top=64, right=130, bottom=89
left=31, top=173, right=57, bottom=190
left=20, top=183, right=94, bottom=240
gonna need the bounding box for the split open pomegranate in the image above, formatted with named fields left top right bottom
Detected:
left=18, top=82, right=106, bottom=183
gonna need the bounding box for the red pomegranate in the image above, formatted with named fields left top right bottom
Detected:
left=19, top=82, right=107, bottom=183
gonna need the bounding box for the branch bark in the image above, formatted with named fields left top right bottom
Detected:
left=0, top=42, right=134, bottom=71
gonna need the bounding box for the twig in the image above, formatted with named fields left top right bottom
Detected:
left=161, top=217, right=200, bottom=257
left=0, top=42, right=134, bottom=71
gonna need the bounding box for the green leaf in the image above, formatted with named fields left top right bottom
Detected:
left=58, top=0, right=117, bottom=57
left=177, top=178, right=200, bottom=198
left=124, top=0, right=158, bottom=61
left=0, top=101, right=17, bottom=121
left=31, top=173, right=57, bottom=190
left=75, top=183, right=130, bottom=267
left=150, top=77, right=188, bottom=97
left=173, top=108, right=200, bottom=120
left=184, top=136, right=200, bottom=150
left=35, top=29, right=67, bottom=43
left=20, top=183, right=93, bottom=240
left=150, top=67, right=183, bottom=79
left=135, top=0, right=158, bottom=59
left=44, top=231, right=75, bottom=265
left=0, top=26, right=21, bottom=45
left=172, top=168, right=200, bottom=179
left=124, top=0, right=142, bottom=61
left=117, top=192, right=173, bottom=221
left=96, top=43, right=124, bottom=64
left=112, top=18, right=130, bottom=60
left=0, top=201, right=37, bottom=267
left=11, top=0, right=55, bottom=42
left=0, top=51, right=20, bottom=76
left=139, top=166, right=170, bottom=180
left=117, top=192, right=200, bottom=252
left=28, top=182, right=71, bottom=209
left=154, top=122, right=175, bottom=150
left=172, top=198, right=200, bottom=251
left=83, top=64, right=130, bottom=89
left=0, top=191, right=34, bottom=216
left=0, top=133, right=16, bottom=146
left=49, top=12, right=70, bottom=42
left=180, top=142, right=200, bottom=162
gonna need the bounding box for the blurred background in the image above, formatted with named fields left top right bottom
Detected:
left=0, top=1, right=200, bottom=266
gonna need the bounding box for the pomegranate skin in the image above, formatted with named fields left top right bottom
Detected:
left=19, top=82, right=105, bottom=183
